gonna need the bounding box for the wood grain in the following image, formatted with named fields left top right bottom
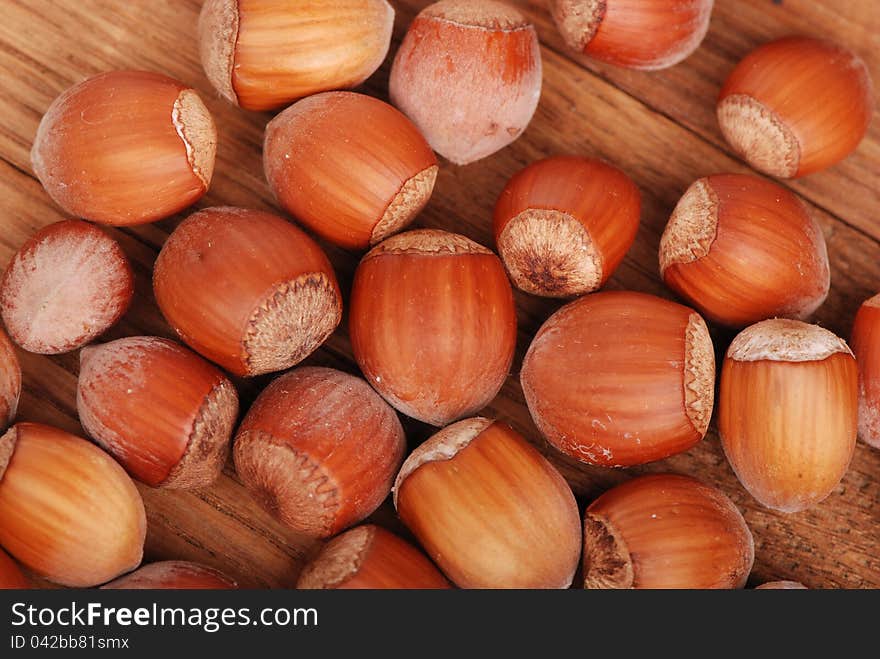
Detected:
left=0, top=0, right=877, bottom=588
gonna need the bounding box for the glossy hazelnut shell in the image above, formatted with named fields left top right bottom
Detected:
left=153, top=207, right=342, bottom=377
left=349, top=229, right=517, bottom=426
left=521, top=290, right=714, bottom=467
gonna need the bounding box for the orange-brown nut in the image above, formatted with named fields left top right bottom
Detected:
left=521, top=290, right=714, bottom=467
left=349, top=229, right=517, bottom=426
left=234, top=367, right=406, bottom=538
left=31, top=71, right=216, bottom=225
left=718, top=319, right=857, bottom=513
left=153, top=207, right=342, bottom=377
left=551, top=0, right=714, bottom=69
left=395, top=418, right=581, bottom=589
left=850, top=294, right=880, bottom=449
left=0, top=423, right=146, bottom=587
left=660, top=174, right=829, bottom=328
left=583, top=473, right=754, bottom=589
left=718, top=36, right=873, bottom=178
left=0, top=327, right=21, bottom=432
left=264, top=92, right=438, bottom=250
left=389, top=0, right=542, bottom=164
left=755, top=580, right=807, bottom=590
left=199, top=0, right=394, bottom=111
left=493, top=155, right=641, bottom=297
left=102, top=561, right=237, bottom=589
left=77, top=337, right=239, bottom=489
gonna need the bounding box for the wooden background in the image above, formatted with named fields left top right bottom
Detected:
left=0, top=0, right=877, bottom=588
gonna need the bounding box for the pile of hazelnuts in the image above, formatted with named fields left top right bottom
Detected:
left=0, top=0, right=874, bottom=591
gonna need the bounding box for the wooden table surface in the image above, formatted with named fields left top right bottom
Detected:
left=0, top=0, right=877, bottom=588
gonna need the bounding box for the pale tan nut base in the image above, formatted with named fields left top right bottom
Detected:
left=497, top=209, right=602, bottom=298
left=0, top=426, right=17, bottom=482
left=717, top=94, right=800, bottom=178
left=550, top=0, right=605, bottom=53
left=582, top=512, right=634, bottom=589
left=684, top=313, right=714, bottom=436
left=371, top=165, right=438, bottom=245
left=233, top=430, right=340, bottom=537
left=173, top=89, right=217, bottom=188
left=366, top=229, right=492, bottom=258
left=727, top=318, right=852, bottom=363
left=162, top=379, right=238, bottom=489
left=242, top=272, right=341, bottom=377
left=197, top=0, right=239, bottom=105
left=297, top=526, right=375, bottom=589
left=423, top=0, right=530, bottom=29
left=659, top=178, right=719, bottom=275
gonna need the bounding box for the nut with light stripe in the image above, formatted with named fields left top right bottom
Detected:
left=718, top=319, right=857, bottom=513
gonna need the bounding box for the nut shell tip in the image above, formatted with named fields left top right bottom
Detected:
left=393, top=417, right=492, bottom=508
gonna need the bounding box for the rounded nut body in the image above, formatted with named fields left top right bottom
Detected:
left=349, top=230, right=517, bottom=426
left=0, top=547, right=29, bottom=589
left=389, top=0, right=542, bottom=165
left=297, top=525, right=450, bottom=589
left=394, top=418, right=581, bottom=589
left=521, top=291, right=714, bottom=467
left=718, top=36, right=873, bottom=178
left=583, top=473, right=754, bottom=589
left=493, top=155, right=641, bottom=297
left=102, top=561, right=237, bottom=589
left=264, top=92, right=438, bottom=250
left=77, top=337, right=239, bottom=489
left=31, top=71, right=216, bottom=225
left=851, top=295, right=880, bottom=448
left=199, top=0, right=394, bottom=111
left=0, top=328, right=21, bottom=431
left=234, top=367, right=406, bottom=538
left=0, top=220, right=134, bottom=355
left=718, top=319, right=858, bottom=513
left=551, top=0, right=714, bottom=69
left=0, top=423, right=146, bottom=587
left=659, top=174, right=829, bottom=328
left=153, top=207, right=342, bottom=377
